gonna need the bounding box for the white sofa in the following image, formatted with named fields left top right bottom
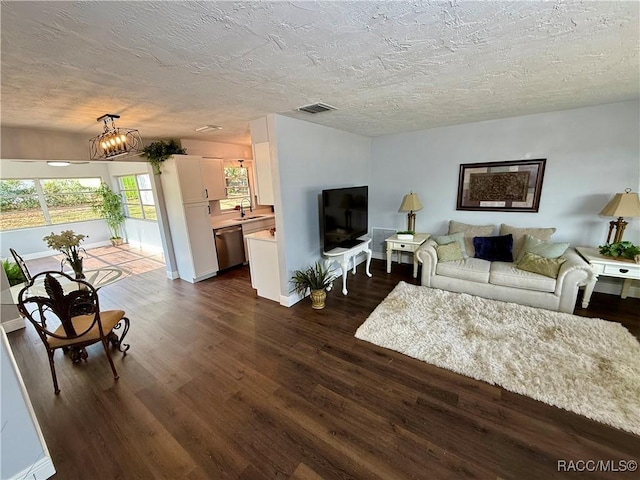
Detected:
left=414, top=222, right=593, bottom=313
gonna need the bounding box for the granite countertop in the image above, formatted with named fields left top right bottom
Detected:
left=245, top=229, right=277, bottom=242
left=211, top=213, right=275, bottom=229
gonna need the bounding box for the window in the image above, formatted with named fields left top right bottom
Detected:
left=0, top=178, right=101, bottom=231
left=118, top=174, right=156, bottom=220
left=219, top=165, right=251, bottom=211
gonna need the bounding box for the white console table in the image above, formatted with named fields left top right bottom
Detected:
left=323, top=239, right=372, bottom=295
left=575, top=246, right=640, bottom=308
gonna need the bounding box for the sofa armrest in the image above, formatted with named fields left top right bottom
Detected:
left=554, top=247, right=594, bottom=312
left=415, top=239, right=438, bottom=286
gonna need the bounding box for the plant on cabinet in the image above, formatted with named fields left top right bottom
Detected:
left=143, top=139, right=187, bottom=174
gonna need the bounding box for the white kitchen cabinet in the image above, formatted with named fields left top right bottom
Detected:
left=252, top=141, right=274, bottom=205
left=242, top=217, right=276, bottom=262
left=168, top=155, right=225, bottom=203
left=160, top=156, right=219, bottom=283
left=246, top=231, right=280, bottom=303
left=201, top=157, right=226, bottom=200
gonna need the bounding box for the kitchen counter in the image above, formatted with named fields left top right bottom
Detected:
left=211, top=213, right=275, bottom=229
left=245, top=228, right=280, bottom=303
left=245, top=229, right=277, bottom=242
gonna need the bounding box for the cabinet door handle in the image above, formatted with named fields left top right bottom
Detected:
left=619, top=268, right=629, bottom=273
left=207, top=205, right=211, bottom=215
left=205, top=188, right=209, bottom=198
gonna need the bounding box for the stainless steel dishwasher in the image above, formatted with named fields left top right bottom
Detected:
left=214, top=226, right=245, bottom=270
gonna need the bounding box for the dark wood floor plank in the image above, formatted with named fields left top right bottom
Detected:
left=7, top=253, right=639, bottom=479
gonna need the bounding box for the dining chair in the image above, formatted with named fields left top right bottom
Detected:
left=17, top=270, right=131, bottom=394
left=10, top=247, right=33, bottom=284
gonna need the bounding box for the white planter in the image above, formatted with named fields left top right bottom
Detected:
left=397, top=234, right=414, bottom=240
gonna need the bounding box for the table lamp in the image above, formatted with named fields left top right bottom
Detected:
left=599, top=188, right=640, bottom=243
left=399, top=192, right=423, bottom=232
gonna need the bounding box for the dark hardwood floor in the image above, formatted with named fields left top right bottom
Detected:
left=7, top=259, right=640, bottom=479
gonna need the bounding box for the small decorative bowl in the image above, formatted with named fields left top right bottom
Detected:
left=397, top=233, right=414, bottom=240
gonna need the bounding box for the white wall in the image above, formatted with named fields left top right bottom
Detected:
left=369, top=101, right=640, bottom=247
left=1, top=328, right=56, bottom=480
left=179, top=139, right=252, bottom=160
left=269, top=115, right=372, bottom=301
left=1, top=126, right=90, bottom=161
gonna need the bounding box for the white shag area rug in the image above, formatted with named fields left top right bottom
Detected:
left=355, top=281, right=640, bottom=435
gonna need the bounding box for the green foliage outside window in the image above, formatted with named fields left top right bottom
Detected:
left=219, top=166, right=251, bottom=211
left=0, top=178, right=101, bottom=231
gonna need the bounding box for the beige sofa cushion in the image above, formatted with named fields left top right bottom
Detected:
left=517, top=252, right=567, bottom=279
left=448, top=221, right=495, bottom=257
left=489, top=261, right=556, bottom=292
left=499, top=224, right=556, bottom=260
left=436, top=257, right=491, bottom=283
left=435, top=242, right=465, bottom=262
left=515, top=234, right=570, bottom=263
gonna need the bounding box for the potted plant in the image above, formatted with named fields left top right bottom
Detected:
left=598, top=241, right=640, bottom=263
left=2, top=259, right=26, bottom=286
left=43, top=230, right=87, bottom=279
left=289, top=261, right=336, bottom=309
left=397, top=230, right=415, bottom=240
left=93, top=182, right=126, bottom=246
left=142, top=139, right=187, bottom=174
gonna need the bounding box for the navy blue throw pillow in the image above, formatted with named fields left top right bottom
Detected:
left=473, top=234, right=514, bottom=262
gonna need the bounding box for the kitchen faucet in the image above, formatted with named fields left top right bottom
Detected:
left=240, top=198, right=253, bottom=218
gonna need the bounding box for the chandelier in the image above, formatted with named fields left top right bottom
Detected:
left=89, top=114, right=143, bottom=160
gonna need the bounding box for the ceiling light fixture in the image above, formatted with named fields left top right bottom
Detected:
left=195, top=125, right=223, bottom=132
left=47, top=161, right=70, bottom=167
left=89, top=114, right=143, bottom=161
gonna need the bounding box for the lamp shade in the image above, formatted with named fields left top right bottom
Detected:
left=599, top=190, right=640, bottom=218
left=399, top=192, right=423, bottom=212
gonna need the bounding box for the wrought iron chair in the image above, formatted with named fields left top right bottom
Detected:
left=17, top=270, right=131, bottom=394
left=10, top=247, right=33, bottom=284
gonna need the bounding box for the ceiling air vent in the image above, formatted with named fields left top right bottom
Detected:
left=296, top=103, right=338, bottom=114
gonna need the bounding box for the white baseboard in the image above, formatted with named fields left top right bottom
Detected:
left=166, top=270, right=180, bottom=280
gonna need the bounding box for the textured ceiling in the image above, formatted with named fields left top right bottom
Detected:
left=1, top=1, right=638, bottom=146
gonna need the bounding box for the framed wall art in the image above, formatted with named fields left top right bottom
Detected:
left=456, top=159, right=546, bottom=212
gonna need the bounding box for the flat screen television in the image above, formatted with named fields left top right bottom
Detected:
left=321, top=186, right=368, bottom=252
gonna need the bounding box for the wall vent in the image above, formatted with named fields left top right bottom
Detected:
left=296, top=103, right=338, bottom=114
left=371, top=227, right=397, bottom=259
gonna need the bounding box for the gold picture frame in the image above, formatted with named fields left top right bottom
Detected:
left=456, top=159, right=546, bottom=212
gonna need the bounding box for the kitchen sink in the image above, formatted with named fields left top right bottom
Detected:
left=233, top=215, right=265, bottom=221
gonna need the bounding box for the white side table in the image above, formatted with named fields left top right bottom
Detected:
left=323, top=239, right=372, bottom=295
left=385, top=233, right=430, bottom=278
left=575, top=246, right=640, bottom=308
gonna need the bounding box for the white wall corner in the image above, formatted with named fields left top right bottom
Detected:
left=166, top=270, right=180, bottom=280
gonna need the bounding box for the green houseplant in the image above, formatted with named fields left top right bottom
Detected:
left=289, top=261, right=336, bottom=309
left=2, top=259, right=26, bottom=286
left=142, top=139, right=187, bottom=174
left=94, top=182, right=126, bottom=246
left=598, top=241, right=640, bottom=262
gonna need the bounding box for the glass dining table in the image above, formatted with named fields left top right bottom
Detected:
left=10, top=266, right=130, bottom=303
